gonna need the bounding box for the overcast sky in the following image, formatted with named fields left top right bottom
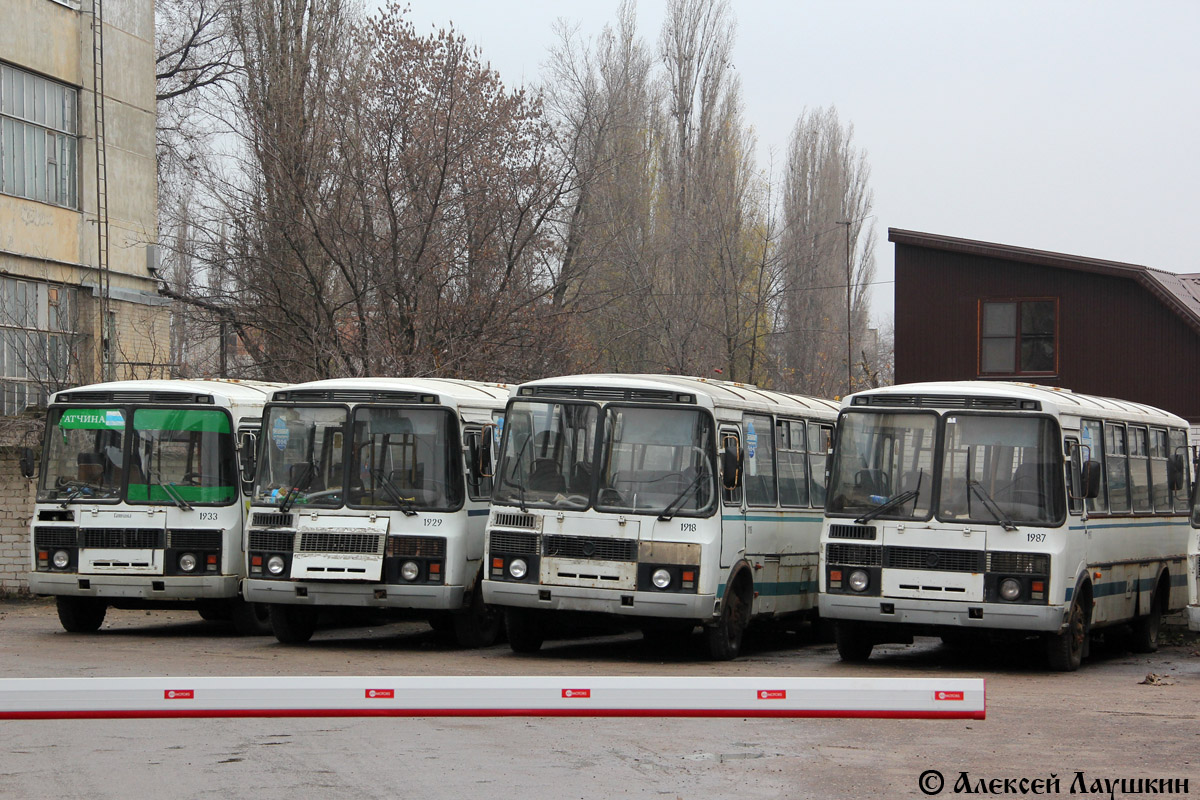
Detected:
left=403, top=0, right=1200, bottom=324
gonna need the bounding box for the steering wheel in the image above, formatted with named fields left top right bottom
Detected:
left=562, top=494, right=589, bottom=507
left=301, top=489, right=342, bottom=502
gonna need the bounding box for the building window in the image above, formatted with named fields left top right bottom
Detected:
left=979, top=299, right=1056, bottom=375
left=0, top=64, right=78, bottom=209
left=0, top=277, right=78, bottom=415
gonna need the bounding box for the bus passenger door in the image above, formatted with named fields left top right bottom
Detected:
left=720, top=427, right=746, bottom=569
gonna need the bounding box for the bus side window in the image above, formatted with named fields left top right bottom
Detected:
left=777, top=419, right=808, bottom=508
left=1148, top=428, right=1170, bottom=513
left=1081, top=419, right=1108, bottom=515
left=1105, top=423, right=1131, bottom=513
left=808, top=424, right=832, bottom=508
left=721, top=431, right=742, bottom=506
left=1169, top=429, right=1191, bottom=512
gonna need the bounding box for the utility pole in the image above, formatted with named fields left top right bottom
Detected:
left=836, top=219, right=852, bottom=395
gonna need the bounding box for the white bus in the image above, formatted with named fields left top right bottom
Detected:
left=481, top=374, right=839, bottom=660
left=26, top=379, right=278, bottom=634
left=819, top=381, right=1191, bottom=670
left=1189, top=479, right=1200, bottom=632
left=241, top=378, right=509, bottom=646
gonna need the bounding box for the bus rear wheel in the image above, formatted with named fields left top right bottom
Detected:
left=505, top=608, right=545, bottom=654
left=270, top=604, right=318, bottom=644
left=56, top=596, right=106, bottom=633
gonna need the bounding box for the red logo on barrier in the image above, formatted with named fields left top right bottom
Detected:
left=758, top=690, right=787, bottom=700
left=164, top=690, right=194, bottom=700
left=562, top=689, right=591, bottom=699
left=365, top=689, right=395, bottom=699
left=935, top=691, right=965, bottom=701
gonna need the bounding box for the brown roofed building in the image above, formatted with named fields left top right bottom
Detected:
left=890, top=228, right=1200, bottom=422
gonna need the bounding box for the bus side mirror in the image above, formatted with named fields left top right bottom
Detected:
left=1168, top=454, right=1186, bottom=492
left=19, top=447, right=35, bottom=479
left=478, top=425, right=496, bottom=478
left=721, top=437, right=741, bottom=490
left=1081, top=460, right=1102, bottom=499
left=239, top=431, right=258, bottom=484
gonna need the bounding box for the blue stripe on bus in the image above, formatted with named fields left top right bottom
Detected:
left=1067, top=520, right=1184, bottom=531
left=1064, top=572, right=1188, bottom=602
left=467, top=509, right=490, bottom=517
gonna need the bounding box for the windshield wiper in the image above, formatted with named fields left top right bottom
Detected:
left=502, top=434, right=533, bottom=512
left=966, top=479, right=1017, bottom=531
left=372, top=468, right=418, bottom=517
left=58, top=481, right=95, bottom=509
left=854, top=469, right=924, bottom=524
left=159, top=482, right=193, bottom=512
left=279, top=462, right=316, bottom=513
left=658, top=470, right=710, bottom=522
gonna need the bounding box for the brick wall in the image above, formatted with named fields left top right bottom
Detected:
left=0, top=447, right=36, bottom=594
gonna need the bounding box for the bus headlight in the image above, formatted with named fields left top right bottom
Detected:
left=999, top=578, right=1021, bottom=601
left=508, top=558, right=528, bottom=579
left=652, top=568, right=672, bottom=589
left=267, top=555, right=286, bottom=575
left=52, top=550, right=70, bottom=569
left=401, top=561, right=420, bottom=581
left=179, top=553, right=198, bottom=572
left=848, top=570, right=870, bottom=592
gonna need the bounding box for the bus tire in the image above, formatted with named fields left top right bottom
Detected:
left=705, top=579, right=749, bottom=661
left=270, top=604, right=318, bottom=644
left=453, top=586, right=504, bottom=649
left=834, top=621, right=873, bottom=662
left=1130, top=579, right=1166, bottom=654
left=196, top=600, right=232, bottom=622
left=230, top=599, right=273, bottom=636
left=1046, top=591, right=1089, bottom=671
left=56, top=596, right=106, bottom=633
left=505, top=608, right=545, bottom=654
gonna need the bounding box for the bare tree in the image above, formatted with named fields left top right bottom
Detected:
left=777, top=106, right=876, bottom=397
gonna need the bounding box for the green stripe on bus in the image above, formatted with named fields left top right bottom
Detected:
left=132, top=409, right=230, bottom=433
left=717, top=580, right=819, bottom=599
left=127, top=484, right=237, bottom=503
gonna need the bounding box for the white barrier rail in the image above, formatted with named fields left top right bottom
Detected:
left=0, top=676, right=985, bottom=720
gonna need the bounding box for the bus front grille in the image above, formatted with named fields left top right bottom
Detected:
left=387, top=536, right=447, bottom=558
left=543, top=535, right=636, bottom=562
left=298, top=532, right=383, bottom=555
left=167, top=529, right=222, bottom=549
left=80, top=528, right=164, bottom=549
left=490, top=530, right=538, bottom=554
left=34, top=527, right=78, bottom=548
left=252, top=513, right=294, bottom=528
left=987, top=551, right=1050, bottom=574
left=828, top=524, right=876, bottom=540
left=249, top=530, right=296, bottom=552
left=826, top=543, right=882, bottom=567
left=493, top=512, right=538, bottom=530
left=884, top=546, right=985, bottom=573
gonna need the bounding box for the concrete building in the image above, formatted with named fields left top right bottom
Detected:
left=0, top=0, right=168, bottom=419
left=0, top=0, right=167, bottom=592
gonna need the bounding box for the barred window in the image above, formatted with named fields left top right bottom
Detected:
left=0, top=277, right=78, bottom=415
left=0, top=64, right=78, bottom=209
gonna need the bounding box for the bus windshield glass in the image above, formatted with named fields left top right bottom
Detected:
left=349, top=407, right=463, bottom=511
left=939, top=414, right=1064, bottom=525
left=128, top=409, right=237, bottom=505
left=596, top=405, right=716, bottom=517
left=38, top=407, right=127, bottom=503
left=253, top=406, right=347, bottom=507
left=496, top=400, right=598, bottom=509
left=827, top=411, right=936, bottom=520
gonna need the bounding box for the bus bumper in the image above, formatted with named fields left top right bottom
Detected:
left=819, top=593, right=1068, bottom=633
left=482, top=579, right=716, bottom=620
left=27, top=572, right=239, bottom=600
left=1187, top=604, right=1200, bottom=633
left=243, top=579, right=466, bottom=611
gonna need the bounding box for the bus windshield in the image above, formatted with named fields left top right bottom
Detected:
left=253, top=406, right=347, bottom=507
left=496, top=400, right=598, bottom=509
left=596, top=405, right=716, bottom=517
left=827, top=411, right=936, bottom=520
left=349, top=406, right=463, bottom=511
left=939, top=414, right=1064, bottom=525
left=38, top=407, right=127, bottom=503
left=128, top=408, right=237, bottom=505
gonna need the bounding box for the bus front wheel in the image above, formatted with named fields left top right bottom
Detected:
left=1046, top=596, right=1088, bottom=671
left=270, top=604, right=318, bottom=644
left=705, top=589, right=748, bottom=661
left=1130, top=585, right=1165, bottom=654
left=505, top=608, right=545, bottom=654
left=834, top=621, right=874, bottom=662
left=56, top=596, right=106, bottom=633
